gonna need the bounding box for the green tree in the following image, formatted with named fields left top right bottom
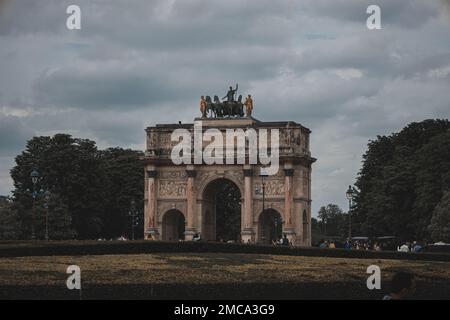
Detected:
left=10, top=134, right=144, bottom=239
left=317, top=204, right=347, bottom=237
left=353, top=119, right=450, bottom=240
left=44, top=193, right=77, bottom=240
left=99, top=148, right=144, bottom=239
left=216, top=180, right=241, bottom=242
left=428, top=191, right=450, bottom=243
left=11, top=134, right=106, bottom=239
left=0, top=196, right=21, bottom=239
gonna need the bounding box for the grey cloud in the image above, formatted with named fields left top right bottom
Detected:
left=299, top=0, right=439, bottom=28
left=0, top=0, right=69, bottom=35
left=0, top=115, right=32, bottom=154
left=0, top=156, right=14, bottom=195
left=34, top=70, right=177, bottom=110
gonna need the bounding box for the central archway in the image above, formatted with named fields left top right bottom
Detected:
left=201, top=178, right=242, bottom=242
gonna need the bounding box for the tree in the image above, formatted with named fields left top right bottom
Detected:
left=311, top=217, right=323, bottom=244
left=317, top=204, right=347, bottom=237
left=428, top=191, right=450, bottom=243
left=99, top=148, right=144, bottom=239
left=0, top=196, right=21, bottom=239
left=11, top=134, right=106, bottom=239
left=317, top=206, right=330, bottom=235
left=353, top=119, right=450, bottom=240
left=10, top=134, right=144, bottom=239
left=215, top=180, right=241, bottom=241
left=44, top=193, right=77, bottom=240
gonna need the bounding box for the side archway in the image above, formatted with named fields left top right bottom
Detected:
left=258, top=209, right=283, bottom=244
left=161, top=209, right=185, bottom=241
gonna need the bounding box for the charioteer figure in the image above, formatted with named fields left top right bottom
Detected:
left=223, top=83, right=238, bottom=102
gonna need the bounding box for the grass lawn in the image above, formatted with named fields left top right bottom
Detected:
left=1, top=252, right=450, bottom=299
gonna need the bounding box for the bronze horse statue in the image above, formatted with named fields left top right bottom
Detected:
left=203, top=94, right=245, bottom=118
left=205, top=96, right=216, bottom=118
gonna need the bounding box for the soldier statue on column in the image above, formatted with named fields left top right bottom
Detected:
left=244, top=94, right=253, bottom=117
left=200, top=95, right=207, bottom=118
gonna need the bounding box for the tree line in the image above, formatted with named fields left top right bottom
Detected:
left=0, top=134, right=144, bottom=240
left=1, top=119, right=449, bottom=242
left=353, top=119, right=450, bottom=242
left=312, top=119, right=450, bottom=243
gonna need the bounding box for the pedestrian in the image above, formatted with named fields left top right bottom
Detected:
left=193, top=233, right=201, bottom=241
left=397, top=242, right=410, bottom=252
left=282, top=234, right=290, bottom=246
left=412, top=241, right=422, bottom=252
left=319, top=239, right=328, bottom=248
left=344, top=239, right=352, bottom=250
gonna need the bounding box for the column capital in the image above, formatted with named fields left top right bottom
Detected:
left=243, top=169, right=253, bottom=177
left=147, top=170, right=157, bottom=178
left=284, top=169, right=294, bottom=177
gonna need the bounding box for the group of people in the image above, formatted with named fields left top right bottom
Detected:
left=318, top=238, right=426, bottom=252
left=397, top=241, right=423, bottom=253
left=318, top=239, right=366, bottom=250
left=272, top=234, right=290, bottom=246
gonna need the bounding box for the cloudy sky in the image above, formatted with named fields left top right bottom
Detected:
left=1, top=0, right=450, bottom=215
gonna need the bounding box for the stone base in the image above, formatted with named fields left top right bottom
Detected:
left=184, top=229, right=197, bottom=241
left=145, top=228, right=159, bottom=240
left=283, top=228, right=296, bottom=246
left=241, top=229, right=255, bottom=243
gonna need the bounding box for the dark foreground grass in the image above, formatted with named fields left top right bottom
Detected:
left=1, top=253, right=449, bottom=299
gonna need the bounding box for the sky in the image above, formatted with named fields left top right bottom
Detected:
left=1, top=0, right=450, bottom=216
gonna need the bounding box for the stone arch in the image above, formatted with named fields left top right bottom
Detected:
left=253, top=201, right=284, bottom=223
left=161, top=209, right=186, bottom=241
left=199, top=177, right=242, bottom=241
left=197, top=171, right=244, bottom=201
left=258, top=208, right=283, bottom=244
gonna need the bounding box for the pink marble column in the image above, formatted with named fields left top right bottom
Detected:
left=147, top=169, right=158, bottom=239
left=185, top=166, right=196, bottom=240
left=284, top=167, right=296, bottom=244
left=242, top=167, right=254, bottom=242
left=284, top=169, right=294, bottom=227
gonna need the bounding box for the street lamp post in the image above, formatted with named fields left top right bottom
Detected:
left=346, top=185, right=355, bottom=240
left=43, top=190, right=51, bottom=241
left=30, top=169, right=40, bottom=240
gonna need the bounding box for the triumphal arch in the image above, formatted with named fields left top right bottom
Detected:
left=143, top=87, right=316, bottom=245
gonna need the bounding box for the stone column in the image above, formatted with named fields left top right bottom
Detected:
left=146, top=169, right=159, bottom=240
left=241, top=166, right=254, bottom=243
left=283, top=165, right=296, bottom=245
left=185, top=165, right=196, bottom=240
